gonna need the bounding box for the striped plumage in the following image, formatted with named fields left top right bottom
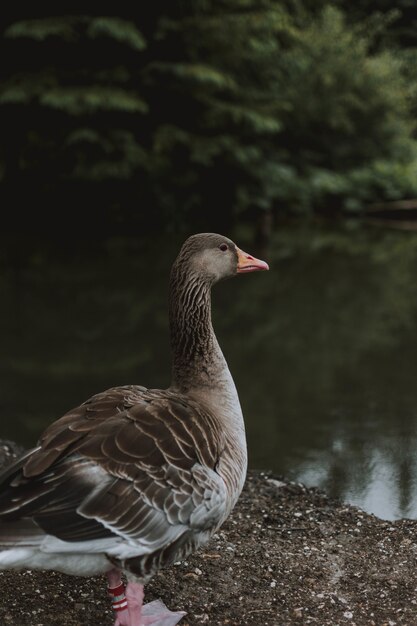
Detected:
left=0, top=233, right=268, bottom=626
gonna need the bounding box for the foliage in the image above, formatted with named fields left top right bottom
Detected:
left=0, top=4, right=416, bottom=231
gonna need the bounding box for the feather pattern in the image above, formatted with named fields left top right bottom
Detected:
left=0, top=233, right=260, bottom=584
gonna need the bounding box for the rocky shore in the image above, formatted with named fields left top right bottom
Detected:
left=1, top=441, right=417, bottom=626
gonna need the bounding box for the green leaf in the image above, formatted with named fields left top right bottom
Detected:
left=40, top=87, right=148, bottom=115
left=150, top=63, right=236, bottom=90
left=4, top=17, right=83, bottom=41
left=87, top=17, right=147, bottom=51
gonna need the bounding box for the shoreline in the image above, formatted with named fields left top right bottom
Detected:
left=1, top=442, right=416, bottom=625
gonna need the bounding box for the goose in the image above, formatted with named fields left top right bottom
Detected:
left=0, top=233, right=268, bottom=626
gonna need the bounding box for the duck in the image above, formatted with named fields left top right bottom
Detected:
left=0, top=233, right=268, bottom=626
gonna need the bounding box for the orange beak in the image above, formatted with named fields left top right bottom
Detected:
left=236, top=247, right=269, bottom=273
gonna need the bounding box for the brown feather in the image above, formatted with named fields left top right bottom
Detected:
left=0, top=234, right=252, bottom=583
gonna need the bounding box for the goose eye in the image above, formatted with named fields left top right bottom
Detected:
left=219, top=243, right=228, bottom=252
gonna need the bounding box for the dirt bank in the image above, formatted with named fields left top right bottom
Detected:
left=0, top=441, right=416, bottom=626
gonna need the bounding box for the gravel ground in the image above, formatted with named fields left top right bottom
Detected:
left=1, top=442, right=417, bottom=626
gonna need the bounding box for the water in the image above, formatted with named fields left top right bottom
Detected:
left=2, top=226, right=417, bottom=520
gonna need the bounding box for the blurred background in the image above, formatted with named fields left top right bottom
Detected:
left=1, top=3, right=417, bottom=520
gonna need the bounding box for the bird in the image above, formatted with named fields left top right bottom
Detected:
left=0, top=233, right=269, bottom=626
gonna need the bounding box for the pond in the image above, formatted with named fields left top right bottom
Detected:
left=1, top=225, right=417, bottom=521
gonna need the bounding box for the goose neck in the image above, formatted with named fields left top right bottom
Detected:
left=169, top=267, right=223, bottom=391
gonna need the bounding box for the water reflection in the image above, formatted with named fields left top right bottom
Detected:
left=2, top=227, right=417, bottom=520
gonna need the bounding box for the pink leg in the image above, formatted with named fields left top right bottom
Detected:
left=124, top=582, right=145, bottom=625
left=107, top=568, right=138, bottom=626
left=106, top=568, right=186, bottom=626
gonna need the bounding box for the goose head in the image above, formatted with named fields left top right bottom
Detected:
left=175, top=233, right=269, bottom=284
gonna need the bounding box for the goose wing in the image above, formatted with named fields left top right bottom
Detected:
left=0, top=386, right=227, bottom=573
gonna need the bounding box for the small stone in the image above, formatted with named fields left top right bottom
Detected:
left=267, top=479, right=287, bottom=488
